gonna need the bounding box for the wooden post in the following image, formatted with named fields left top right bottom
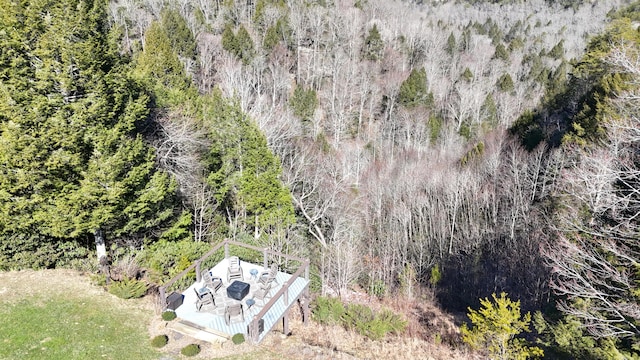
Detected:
left=283, top=310, right=289, bottom=335
left=224, top=242, right=229, bottom=258
left=195, top=260, right=201, bottom=282
left=263, top=249, right=268, bottom=269
left=159, top=287, right=166, bottom=310
left=284, top=283, right=289, bottom=305
left=303, top=286, right=310, bottom=324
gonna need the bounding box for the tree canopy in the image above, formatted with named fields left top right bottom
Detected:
left=0, top=0, right=176, bottom=267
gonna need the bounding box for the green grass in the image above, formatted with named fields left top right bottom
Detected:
left=0, top=288, right=159, bottom=360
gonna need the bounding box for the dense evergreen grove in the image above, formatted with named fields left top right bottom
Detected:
left=1, top=0, right=639, bottom=357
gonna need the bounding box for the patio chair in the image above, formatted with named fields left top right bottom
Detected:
left=258, top=263, right=278, bottom=287
left=227, top=256, right=243, bottom=283
left=252, top=282, right=273, bottom=306
left=194, top=288, right=215, bottom=311
left=224, top=303, right=244, bottom=325
left=201, top=270, right=223, bottom=294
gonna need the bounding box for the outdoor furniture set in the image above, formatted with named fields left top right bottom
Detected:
left=194, top=257, right=280, bottom=326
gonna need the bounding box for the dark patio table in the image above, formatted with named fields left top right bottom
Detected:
left=226, top=280, right=250, bottom=300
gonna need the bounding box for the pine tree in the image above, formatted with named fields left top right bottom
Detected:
left=461, top=293, right=543, bottom=360
left=0, top=0, right=176, bottom=265
left=235, top=25, right=255, bottom=64
left=362, top=24, right=384, bottom=61
left=160, top=8, right=197, bottom=59
left=493, top=43, right=510, bottom=62
left=446, top=32, right=456, bottom=56
left=398, top=67, right=434, bottom=108
left=134, top=20, right=190, bottom=97
left=205, top=91, right=294, bottom=240
left=497, top=73, right=515, bottom=93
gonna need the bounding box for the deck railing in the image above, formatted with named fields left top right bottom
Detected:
left=158, top=238, right=310, bottom=343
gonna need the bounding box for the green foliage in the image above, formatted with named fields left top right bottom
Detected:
left=547, top=40, right=564, bottom=59
left=263, top=17, right=292, bottom=51
left=398, top=68, right=434, bottom=108
left=151, top=334, right=169, bottom=348
left=493, top=43, right=510, bottom=61
left=363, top=24, right=384, bottom=61
left=398, top=264, right=417, bottom=298
left=0, top=234, right=92, bottom=270
left=508, top=37, right=524, bottom=52
left=141, top=239, right=210, bottom=285
left=108, top=278, right=148, bottom=299
left=461, top=67, right=474, bottom=82
left=509, top=110, right=543, bottom=151
left=222, top=23, right=237, bottom=55
left=135, top=20, right=190, bottom=93
left=181, top=344, right=201, bottom=356
left=481, top=94, right=498, bottom=126
left=222, top=24, right=255, bottom=64
left=232, top=333, right=245, bottom=344
left=0, top=0, right=177, bottom=265
left=205, top=91, right=295, bottom=238
left=460, top=141, right=485, bottom=166
left=446, top=32, right=456, bottom=55
left=159, top=210, right=193, bottom=242
left=160, top=9, right=197, bottom=59
left=459, top=121, right=473, bottom=140
left=429, top=264, right=442, bottom=286
left=368, top=279, right=387, bottom=298
left=161, top=310, right=177, bottom=321
left=428, top=116, right=443, bottom=143
left=497, top=73, right=515, bottom=93
left=461, top=293, right=543, bottom=360
left=312, top=296, right=406, bottom=340
left=312, top=295, right=345, bottom=325
left=289, top=86, right=318, bottom=122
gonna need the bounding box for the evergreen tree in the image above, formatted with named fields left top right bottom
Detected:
left=461, top=293, right=543, bottom=360
left=160, top=8, right=197, bottom=59
left=0, top=0, right=176, bottom=266
left=446, top=32, right=456, bottom=56
left=263, top=17, right=291, bottom=52
left=235, top=25, right=255, bottom=64
left=398, top=67, right=434, bottom=108
left=481, top=94, right=498, bottom=125
left=222, top=24, right=255, bottom=64
left=205, top=90, right=294, bottom=240
left=493, top=43, right=510, bottom=62
left=134, top=20, right=190, bottom=100
left=497, top=73, right=515, bottom=93
left=362, top=24, right=384, bottom=61
left=221, top=23, right=238, bottom=56
left=461, top=67, right=474, bottom=82
left=289, top=86, right=318, bottom=122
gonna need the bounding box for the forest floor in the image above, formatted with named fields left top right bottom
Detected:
left=1, top=269, right=477, bottom=359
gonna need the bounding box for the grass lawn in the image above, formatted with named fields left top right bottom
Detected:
left=0, top=270, right=159, bottom=360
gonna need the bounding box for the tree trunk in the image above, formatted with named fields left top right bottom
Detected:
left=94, top=228, right=107, bottom=263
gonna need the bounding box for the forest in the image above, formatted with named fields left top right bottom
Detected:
left=0, top=0, right=639, bottom=358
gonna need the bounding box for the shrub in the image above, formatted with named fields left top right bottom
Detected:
left=107, top=278, right=148, bottom=299
left=368, top=279, right=386, bottom=299
left=312, top=296, right=345, bottom=325
left=312, top=296, right=406, bottom=340
left=161, top=311, right=177, bottom=321
left=461, top=292, right=543, bottom=359
left=231, top=333, right=245, bottom=345
left=181, top=344, right=201, bottom=356
left=151, top=334, right=168, bottom=348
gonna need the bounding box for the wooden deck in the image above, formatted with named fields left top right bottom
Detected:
left=160, top=240, right=310, bottom=344
left=173, top=259, right=309, bottom=342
